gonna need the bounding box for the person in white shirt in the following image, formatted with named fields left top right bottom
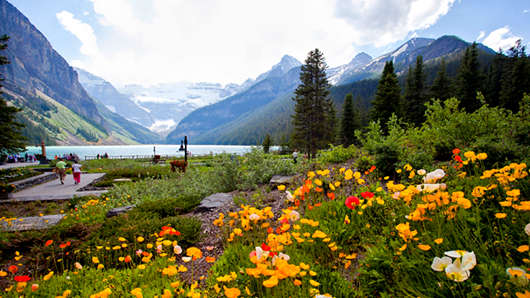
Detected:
left=72, top=162, right=82, bottom=185
left=292, top=150, right=298, bottom=164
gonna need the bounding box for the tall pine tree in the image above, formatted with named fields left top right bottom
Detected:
left=430, top=59, right=452, bottom=101
left=340, top=93, right=361, bottom=146
left=371, top=61, right=401, bottom=132
left=456, top=42, right=483, bottom=112
left=500, top=40, right=530, bottom=112
left=292, top=48, right=334, bottom=158
left=402, top=55, right=427, bottom=126
left=0, top=35, right=26, bottom=157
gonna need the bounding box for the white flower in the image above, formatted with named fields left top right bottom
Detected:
left=445, top=258, right=470, bottom=282
left=173, top=245, right=182, bottom=255
left=431, top=256, right=452, bottom=272
left=424, top=169, right=446, bottom=183
left=417, top=183, right=445, bottom=193
left=254, top=246, right=268, bottom=261
left=285, top=191, right=294, bottom=202
left=461, top=251, right=476, bottom=271
left=444, top=250, right=468, bottom=258
left=182, top=256, right=192, bottom=262
left=525, top=223, right=530, bottom=236
left=249, top=213, right=260, bottom=221
left=417, top=169, right=427, bottom=176
left=288, top=210, right=300, bottom=222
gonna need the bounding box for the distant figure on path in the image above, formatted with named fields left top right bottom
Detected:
left=72, top=161, right=82, bottom=185
left=292, top=149, right=298, bottom=164
left=55, top=158, right=67, bottom=184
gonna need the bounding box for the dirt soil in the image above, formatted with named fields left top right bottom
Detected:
left=178, top=176, right=305, bottom=284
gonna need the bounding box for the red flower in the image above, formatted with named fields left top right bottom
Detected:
left=14, top=275, right=31, bottom=282
left=369, top=165, right=376, bottom=172
left=8, top=265, right=18, bottom=274
left=327, top=192, right=335, bottom=200
left=452, top=148, right=461, bottom=155
left=454, top=155, right=463, bottom=163
left=124, top=255, right=132, bottom=263
left=44, top=240, right=53, bottom=247
left=261, top=243, right=271, bottom=251
left=59, top=241, right=70, bottom=249
left=361, top=191, right=374, bottom=199
left=345, top=196, right=360, bottom=210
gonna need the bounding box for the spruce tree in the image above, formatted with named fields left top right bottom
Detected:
left=327, top=101, right=337, bottom=145
left=371, top=61, right=401, bottom=132
left=0, top=35, right=26, bottom=157
left=500, top=40, right=530, bottom=112
left=262, top=134, right=272, bottom=153
left=402, top=56, right=426, bottom=126
left=292, top=48, right=333, bottom=158
left=456, top=43, right=483, bottom=112
left=340, top=93, right=356, bottom=146
left=430, top=59, right=452, bottom=101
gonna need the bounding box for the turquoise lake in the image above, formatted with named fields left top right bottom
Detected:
left=23, top=145, right=258, bottom=160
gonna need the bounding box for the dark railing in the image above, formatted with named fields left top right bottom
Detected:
left=84, top=154, right=179, bottom=161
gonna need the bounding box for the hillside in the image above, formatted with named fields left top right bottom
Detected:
left=166, top=55, right=302, bottom=144
left=188, top=36, right=497, bottom=145
left=0, top=0, right=159, bottom=145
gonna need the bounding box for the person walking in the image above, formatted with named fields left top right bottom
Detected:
left=72, top=161, right=82, bottom=185
left=55, top=158, right=67, bottom=184
left=292, top=149, right=298, bottom=164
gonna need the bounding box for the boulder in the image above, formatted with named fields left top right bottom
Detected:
left=106, top=205, right=135, bottom=217
left=270, top=175, right=295, bottom=185
left=196, top=193, right=233, bottom=212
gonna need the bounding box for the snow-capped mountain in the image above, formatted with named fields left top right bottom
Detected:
left=118, top=81, right=244, bottom=135
left=328, top=52, right=373, bottom=85
left=361, top=37, right=435, bottom=73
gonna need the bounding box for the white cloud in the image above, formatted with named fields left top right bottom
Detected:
left=335, top=0, right=456, bottom=46
left=56, top=10, right=99, bottom=57
left=476, top=31, right=485, bottom=41
left=72, top=0, right=455, bottom=86
left=524, top=9, right=529, bottom=13
left=482, top=26, right=522, bottom=52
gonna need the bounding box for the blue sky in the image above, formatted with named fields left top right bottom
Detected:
left=8, top=0, right=530, bottom=87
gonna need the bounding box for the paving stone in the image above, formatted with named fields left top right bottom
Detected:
left=0, top=214, right=64, bottom=232
left=106, top=205, right=135, bottom=217
left=270, top=175, right=295, bottom=185
left=196, top=193, right=233, bottom=211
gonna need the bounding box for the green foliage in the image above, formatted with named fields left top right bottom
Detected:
left=317, top=144, right=359, bottom=164
left=402, top=56, right=427, bottom=126
left=371, top=61, right=401, bottom=133
left=354, top=154, right=374, bottom=173
left=292, top=48, right=335, bottom=157
left=456, top=42, right=483, bottom=112
left=210, top=148, right=299, bottom=191
left=262, top=134, right=272, bottom=154
left=430, top=58, right=452, bottom=101
left=340, top=93, right=361, bottom=146
left=0, top=35, right=26, bottom=155
left=89, top=211, right=201, bottom=247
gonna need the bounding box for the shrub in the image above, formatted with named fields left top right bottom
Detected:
left=317, top=144, right=359, bottom=164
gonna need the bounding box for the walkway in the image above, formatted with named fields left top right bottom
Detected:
left=2, top=173, right=107, bottom=202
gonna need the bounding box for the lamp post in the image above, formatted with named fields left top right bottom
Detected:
left=177, top=136, right=188, bottom=162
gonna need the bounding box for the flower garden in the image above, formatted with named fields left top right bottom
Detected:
left=0, top=98, right=528, bottom=297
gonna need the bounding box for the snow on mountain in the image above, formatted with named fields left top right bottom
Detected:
left=328, top=52, right=373, bottom=85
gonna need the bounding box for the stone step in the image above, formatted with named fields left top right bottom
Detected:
left=12, top=172, right=57, bottom=192
left=0, top=214, right=64, bottom=232
left=196, top=193, right=233, bottom=212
